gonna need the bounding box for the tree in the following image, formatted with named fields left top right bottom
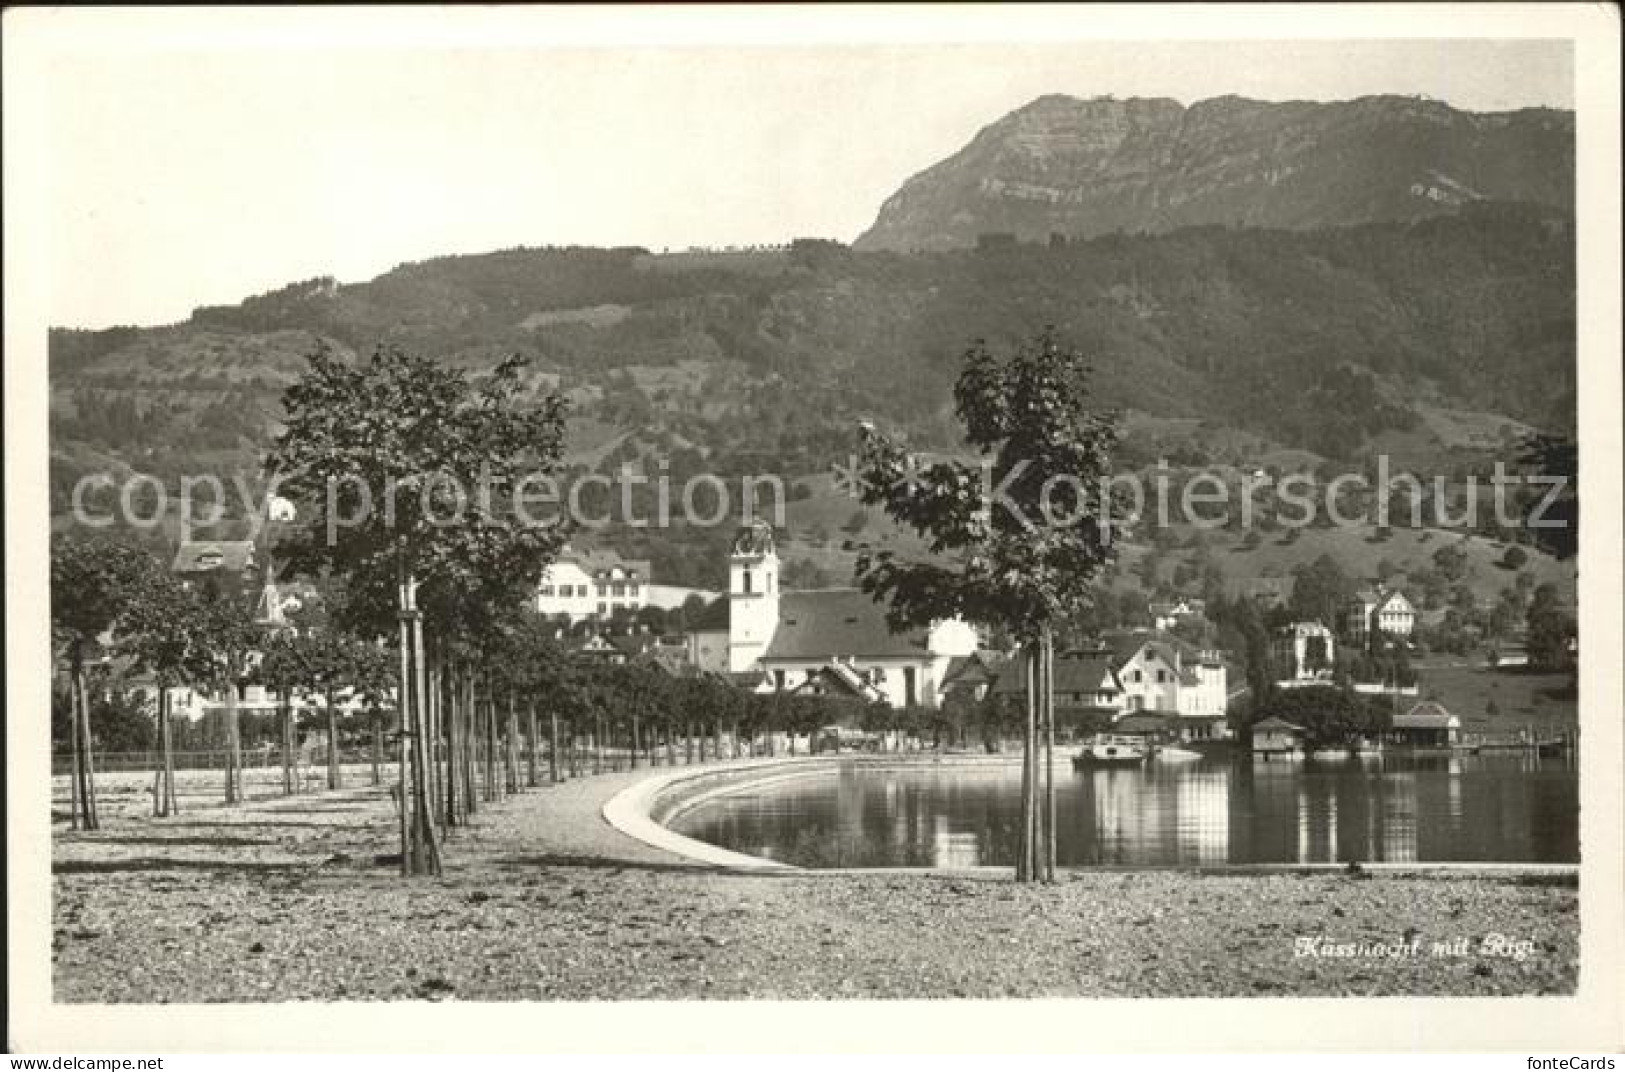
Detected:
left=851, top=329, right=1121, bottom=882
left=1526, top=584, right=1577, bottom=672
left=257, top=629, right=316, bottom=796
left=51, top=535, right=167, bottom=830
left=190, top=574, right=266, bottom=805
left=269, top=344, right=572, bottom=876
left=1289, top=554, right=1355, bottom=629
left=1432, top=543, right=1471, bottom=585
left=122, top=568, right=207, bottom=816
left=1516, top=432, right=1576, bottom=561
left=1250, top=685, right=1388, bottom=750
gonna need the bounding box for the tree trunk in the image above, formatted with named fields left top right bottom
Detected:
left=527, top=702, right=540, bottom=788
left=326, top=687, right=341, bottom=790
left=462, top=673, right=478, bottom=818
left=66, top=676, right=82, bottom=830
left=443, top=665, right=459, bottom=828
left=506, top=693, right=521, bottom=794
left=549, top=707, right=562, bottom=784
left=686, top=721, right=696, bottom=764
left=1042, top=630, right=1057, bottom=883
left=484, top=685, right=499, bottom=801
left=425, top=653, right=440, bottom=821
left=409, top=608, right=439, bottom=873
left=1017, top=643, right=1037, bottom=883
left=280, top=691, right=296, bottom=796
left=152, top=687, right=169, bottom=818
left=74, top=661, right=100, bottom=829
left=224, top=671, right=242, bottom=805
left=396, top=592, right=413, bottom=874
left=161, top=687, right=179, bottom=815
left=631, top=713, right=641, bottom=770
left=371, top=713, right=384, bottom=787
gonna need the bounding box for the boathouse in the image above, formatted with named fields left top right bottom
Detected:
left=1250, top=716, right=1306, bottom=757
left=1390, top=701, right=1461, bottom=747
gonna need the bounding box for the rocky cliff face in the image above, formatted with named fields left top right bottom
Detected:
left=855, top=94, right=1573, bottom=250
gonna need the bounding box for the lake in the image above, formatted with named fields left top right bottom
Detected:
left=666, top=752, right=1579, bottom=868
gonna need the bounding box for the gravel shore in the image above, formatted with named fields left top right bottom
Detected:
left=51, top=765, right=1579, bottom=1001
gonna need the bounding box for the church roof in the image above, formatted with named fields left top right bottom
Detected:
left=760, top=589, right=929, bottom=661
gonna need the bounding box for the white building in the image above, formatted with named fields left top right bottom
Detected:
left=1088, top=631, right=1231, bottom=738
left=1345, top=586, right=1416, bottom=647
left=721, top=520, right=977, bottom=709
left=1274, top=621, right=1337, bottom=684
left=1149, top=597, right=1206, bottom=632
left=535, top=548, right=652, bottom=622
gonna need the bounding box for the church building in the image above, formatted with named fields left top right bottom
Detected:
left=715, top=521, right=978, bottom=709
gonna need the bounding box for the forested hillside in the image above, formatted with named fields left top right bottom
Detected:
left=52, top=201, right=1573, bottom=502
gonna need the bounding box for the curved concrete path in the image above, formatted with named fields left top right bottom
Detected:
left=600, top=758, right=832, bottom=871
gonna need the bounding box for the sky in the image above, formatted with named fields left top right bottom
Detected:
left=20, top=14, right=1576, bottom=329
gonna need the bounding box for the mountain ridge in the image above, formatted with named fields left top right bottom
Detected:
left=855, top=93, right=1574, bottom=250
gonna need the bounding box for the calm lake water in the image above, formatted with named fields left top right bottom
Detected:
left=666, top=753, right=1579, bottom=867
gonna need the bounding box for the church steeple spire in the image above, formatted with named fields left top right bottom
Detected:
left=727, top=520, right=780, bottom=671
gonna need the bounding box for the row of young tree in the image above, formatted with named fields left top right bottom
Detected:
left=253, top=330, right=1129, bottom=885
left=54, top=328, right=1142, bottom=889
left=50, top=525, right=929, bottom=832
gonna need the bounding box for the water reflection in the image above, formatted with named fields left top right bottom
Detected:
left=667, top=751, right=1578, bottom=868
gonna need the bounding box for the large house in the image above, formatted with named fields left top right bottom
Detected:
left=985, top=631, right=1232, bottom=741
left=1090, top=630, right=1231, bottom=738
left=535, top=548, right=653, bottom=622
left=712, top=520, right=977, bottom=709
left=1345, top=586, right=1416, bottom=647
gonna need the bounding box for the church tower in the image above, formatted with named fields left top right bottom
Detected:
left=727, top=519, right=780, bottom=672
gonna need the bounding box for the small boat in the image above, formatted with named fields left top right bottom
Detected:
left=1307, top=748, right=1354, bottom=762
left=1072, top=734, right=1150, bottom=769
left=1154, top=745, right=1202, bottom=762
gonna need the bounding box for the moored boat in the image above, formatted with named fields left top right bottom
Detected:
left=1154, top=745, right=1202, bottom=762
left=1072, top=734, right=1151, bottom=768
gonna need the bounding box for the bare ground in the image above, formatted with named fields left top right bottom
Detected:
left=51, top=766, right=1578, bottom=1002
